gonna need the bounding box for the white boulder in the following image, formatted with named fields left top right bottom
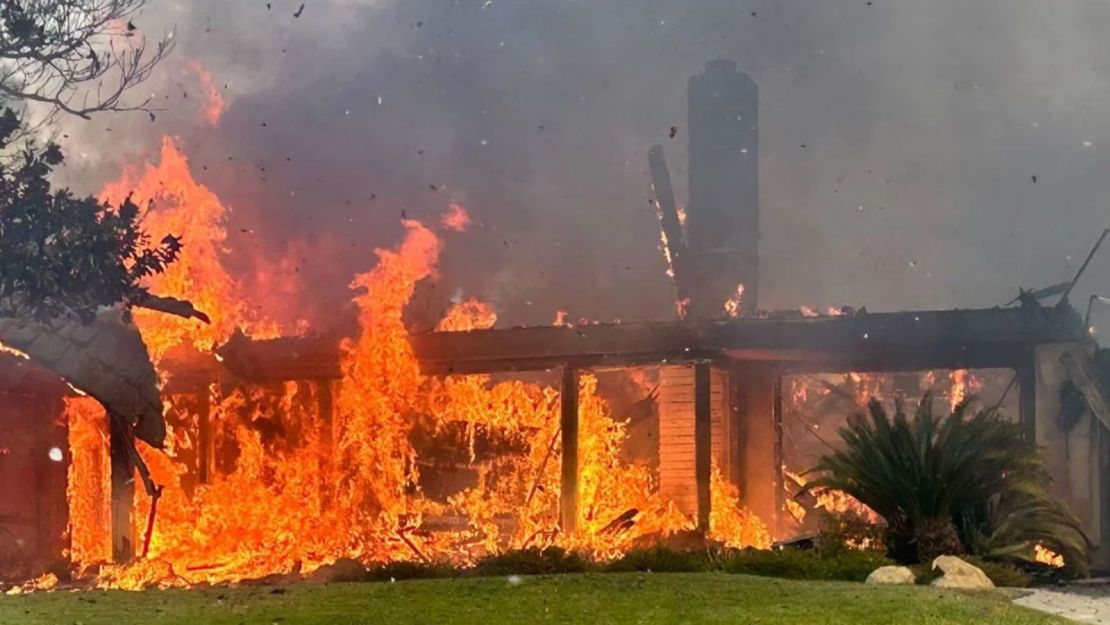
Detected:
left=931, top=555, right=995, bottom=590
left=865, top=566, right=917, bottom=585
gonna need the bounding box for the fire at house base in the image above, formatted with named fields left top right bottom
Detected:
left=5, top=298, right=1107, bottom=588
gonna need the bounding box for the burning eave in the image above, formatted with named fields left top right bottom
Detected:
left=408, top=303, right=1090, bottom=376
left=212, top=330, right=342, bottom=383
left=193, top=304, right=1091, bottom=381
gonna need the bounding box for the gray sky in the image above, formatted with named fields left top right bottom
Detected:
left=55, top=0, right=1110, bottom=333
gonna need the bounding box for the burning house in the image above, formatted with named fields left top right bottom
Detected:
left=1, top=59, right=1109, bottom=589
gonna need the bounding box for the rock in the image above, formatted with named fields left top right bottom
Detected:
left=866, top=565, right=917, bottom=585
left=931, top=555, right=995, bottom=590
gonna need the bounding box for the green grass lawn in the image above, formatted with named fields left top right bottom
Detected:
left=0, top=572, right=1066, bottom=625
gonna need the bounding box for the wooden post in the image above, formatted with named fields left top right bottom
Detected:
left=197, top=386, right=212, bottom=485
left=1018, top=354, right=1038, bottom=445
left=109, top=413, right=135, bottom=564
left=694, top=362, right=712, bottom=532
left=735, top=366, right=779, bottom=538
left=560, top=367, right=579, bottom=533
left=772, top=375, right=784, bottom=536
left=1100, top=421, right=1110, bottom=567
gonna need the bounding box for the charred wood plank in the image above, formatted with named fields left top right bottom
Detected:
left=649, top=145, right=691, bottom=305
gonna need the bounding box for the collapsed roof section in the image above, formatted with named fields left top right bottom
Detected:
left=0, top=308, right=165, bottom=447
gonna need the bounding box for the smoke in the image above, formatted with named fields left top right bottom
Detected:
left=55, top=0, right=1110, bottom=331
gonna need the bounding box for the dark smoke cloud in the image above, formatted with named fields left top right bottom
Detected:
left=57, top=0, right=1110, bottom=333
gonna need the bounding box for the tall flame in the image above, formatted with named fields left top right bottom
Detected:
left=100, top=136, right=278, bottom=360
left=65, top=397, right=111, bottom=566
left=67, top=140, right=770, bottom=589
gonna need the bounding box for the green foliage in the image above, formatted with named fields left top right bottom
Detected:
left=474, top=547, right=590, bottom=576
left=721, top=547, right=892, bottom=582
left=364, top=560, right=458, bottom=582
left=0, top=108, right=180, bottom=320
left=805, top=394, right=1090, bottom=575
left=913, top=517, right=965, bottom=563
left=963, top=558, right=1032, bottom=588
left=603, top=546, right=712, bottom=573
left=817, top=510, right=886, bottom=556
left=908, top=564, right=937, bottom=584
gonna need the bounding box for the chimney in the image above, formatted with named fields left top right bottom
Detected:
left=685, top=60, right=759, bottom=319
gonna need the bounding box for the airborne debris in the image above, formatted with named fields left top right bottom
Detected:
left=669, top=126, right=677, bottom=138
left=293, top=3, right=305, bottom=18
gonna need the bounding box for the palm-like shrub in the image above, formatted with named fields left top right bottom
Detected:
left=804, top=395, right=1089, bottom=575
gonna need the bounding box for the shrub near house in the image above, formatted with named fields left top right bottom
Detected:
left=804, top=394, right=1090, bottom=576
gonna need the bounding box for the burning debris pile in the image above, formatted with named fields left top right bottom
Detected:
left=61, top=138, right=770, bottom=590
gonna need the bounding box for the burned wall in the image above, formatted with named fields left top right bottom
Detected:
left=0, top=357, right=69, bottom=581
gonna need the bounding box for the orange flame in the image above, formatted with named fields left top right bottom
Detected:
left=66, top=143, right=771, bottom=588
left=553, top=310, right=571, bottom=327
left=189, top=60, right=226, bottom=126
left=724, top=284, right=746, bottom=318
left=100, top=136, right=279, bottom=360
left=949, top=370, right=968, bottom=412
left=437, top=299, right=497, bottom=332
left=1034, top=544, right=1065, bottom=568
left=440, top=202, right=472, bottom=232
left=675, top=297, right=690, bottom=319
left=65, top=398, right=112, bottom=566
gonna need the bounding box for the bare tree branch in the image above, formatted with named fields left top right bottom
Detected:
left=0, top=0, right=174, bottom=119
